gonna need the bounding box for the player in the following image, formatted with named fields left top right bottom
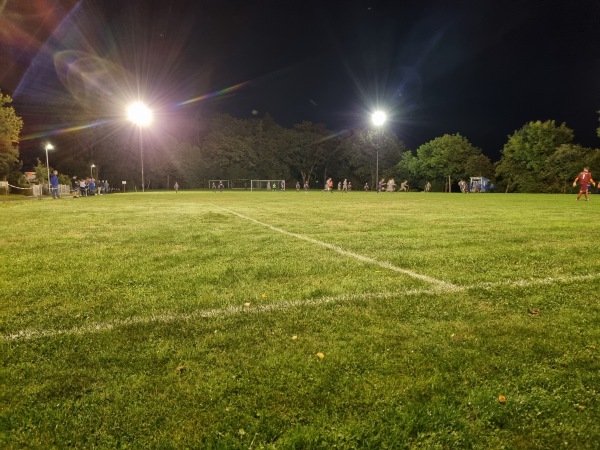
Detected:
left=573, top=167, right=595, bottom=201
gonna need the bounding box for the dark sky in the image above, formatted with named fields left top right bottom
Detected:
left=1, top=0, right=600, bottom=161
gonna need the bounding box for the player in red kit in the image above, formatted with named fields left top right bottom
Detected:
left=573, top=167, right=596, bottom=201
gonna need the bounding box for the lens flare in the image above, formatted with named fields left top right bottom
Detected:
left=21, top=119, right=114, bottom=141
left=174, top=81, right=250, bottom=108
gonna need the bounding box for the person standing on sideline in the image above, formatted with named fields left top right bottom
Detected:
left=342, top=179, right=348, bottom=193
left=304, top=181, right=309, bottom=192
left=174, top=181, right=179, bottom=193
left=71, top=176, right=78, bottom=197
left=218, top=181, right=224, bottom=193
left=573, top=167, right=595, bottom=201
left=364, top=182, right=369, bottom=192
left=50, top=170, right=60, bottom=199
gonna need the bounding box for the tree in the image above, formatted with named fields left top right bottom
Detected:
left=414, top=133, right=491, bottom=189
left=0, top=92, right=24, bottom=180
left=542, top=144, right=594, bottom=193
left=496, top=120, right=574, bottom=192
left=464, top=153, right=495, bottom=180
left=335, top=128, right=406, bottom=187
left=283, top=121, right=332, bottom=185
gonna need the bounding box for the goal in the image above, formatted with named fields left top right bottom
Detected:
left=250, top=180, right=286, bottom=191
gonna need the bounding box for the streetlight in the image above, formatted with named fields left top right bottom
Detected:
left=45, top=143, right=54, bottom=193
left=371, top=110, right=387, bottom=191
left=90, top=164, right=96, bottom=179
left=127, top=102, right=153, bottom=192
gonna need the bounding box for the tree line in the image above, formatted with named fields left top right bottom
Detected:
left=2, top=90, right=599, bottom=192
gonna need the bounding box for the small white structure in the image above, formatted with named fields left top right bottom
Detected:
left=469, top=177, right=489, bottom=193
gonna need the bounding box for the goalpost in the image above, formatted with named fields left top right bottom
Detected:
left=250, top=180, right=286, bottom=191
left=208, top=180, right=230, bottom=189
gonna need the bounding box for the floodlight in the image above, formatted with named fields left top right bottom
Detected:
left=127, top=102, right=153, bottom=126
left=371, top=110, right=387, bottom=127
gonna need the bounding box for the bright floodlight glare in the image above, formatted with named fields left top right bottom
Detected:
left=371, top=110, right=387, bottom=127
left=127, top=102, right=153, bottom=126
left=45, top=143, right=54, bottom=150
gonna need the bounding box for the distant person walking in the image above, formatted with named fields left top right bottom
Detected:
left=573, top=167, right=595, bottom=201
left=304, top=181, right=309, bottom=192
left=50, top=170, right=60, bottom=199
left=174, top=181, right=179, bottom=193
left=218, top=181, right=224, bottom=193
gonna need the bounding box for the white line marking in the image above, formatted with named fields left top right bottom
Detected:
left=471, top=273, right=600, bottom=290
left=4, top=273, right=599, bottom=342
left=211, top=204, right=459, bottom=291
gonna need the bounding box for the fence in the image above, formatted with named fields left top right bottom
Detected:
left=1, top=183, right=73, bottom=197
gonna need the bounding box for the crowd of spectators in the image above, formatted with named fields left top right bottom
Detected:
left=71, top=177, right=110, bottom=197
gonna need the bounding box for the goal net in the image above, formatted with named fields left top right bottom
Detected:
left=250, top=180, right=286, bottom=191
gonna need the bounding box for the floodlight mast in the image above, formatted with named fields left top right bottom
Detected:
left=45, top=143, right=54, bottom=193
left=127, top=102, right=153, bottom=192
left=371, top=111, right=387, bottom=191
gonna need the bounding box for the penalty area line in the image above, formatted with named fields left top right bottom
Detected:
left=3, top=287, right=443, bottom=342
left=210, top=204, right=459, bottom=291
left=3, top=273, right=600, bottom=342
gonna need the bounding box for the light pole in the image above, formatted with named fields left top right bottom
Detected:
left=127, top=102, right=153, bottom=192
left=90, top=164, right=96, bottom=179
left=371, top=110, right=387, bottom=191
left=45, top=143, right=54, bottom=193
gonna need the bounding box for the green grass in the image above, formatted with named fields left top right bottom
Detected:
left=2, top=191, right=600, bottom=448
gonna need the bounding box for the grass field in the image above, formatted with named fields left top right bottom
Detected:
left=2, top=190, right=600, bottom=448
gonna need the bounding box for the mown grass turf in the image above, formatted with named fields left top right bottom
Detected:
left=2, top=191, right=600, bottom=448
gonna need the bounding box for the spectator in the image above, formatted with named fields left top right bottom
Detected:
left=50, top=170, right=60, bottom=199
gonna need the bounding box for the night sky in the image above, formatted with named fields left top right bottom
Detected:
left=2, top=0, right=600, bottom=161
